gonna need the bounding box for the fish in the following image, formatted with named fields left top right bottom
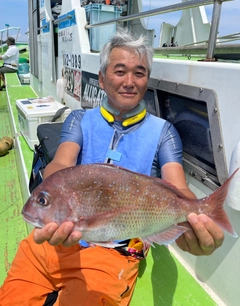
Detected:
left=22, top=163, right=238, bottom=247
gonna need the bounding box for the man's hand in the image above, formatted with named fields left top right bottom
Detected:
left=176, top=213, right=224, bottom=256
left=33, top=222, right=82, bottom=247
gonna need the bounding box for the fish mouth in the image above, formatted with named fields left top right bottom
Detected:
left=22, top=212, right=44, bottom=228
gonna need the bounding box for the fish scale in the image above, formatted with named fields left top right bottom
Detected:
left=22, top=163, right=238, bottom=246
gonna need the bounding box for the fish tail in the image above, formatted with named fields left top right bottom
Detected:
left=202, top=168, right=238, bottom=237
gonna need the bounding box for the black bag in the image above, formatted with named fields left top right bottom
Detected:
left=28, top=107, right=69, bottom=193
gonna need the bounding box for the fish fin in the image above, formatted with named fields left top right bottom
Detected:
left=144, top=225, right=190, bottom=246
left=208, top=209, right=238, bottom=238
left=150, top=179, right=192, bottom=199
left=95, top=163, right=190, bottom=199
left=89, top=241, right=127, bottom=248
left=201, top=168, right=239, bottom=238
left=142, top=238, right=155, bottom=248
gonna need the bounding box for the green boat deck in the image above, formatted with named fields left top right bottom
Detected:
left=0, top=73, right=217, bottom=305
left=0, top=90, right=28, bottom=276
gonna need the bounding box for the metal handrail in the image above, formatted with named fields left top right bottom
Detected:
left=154, top=44, right=240, bottom=57
left=178, top=32, right=240, bottom=47
left=38, top=25, right=48, bottom=31
left=83, top=0, right=233, bottom=60
left=207, top=0, right=222, bottom=59
left=84, top=0, right=232, bottom=29
left=54, top=15, right=73, bottom=25
left=0, top=27, right=20, bottom=53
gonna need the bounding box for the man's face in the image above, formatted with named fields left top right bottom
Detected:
left=98, top=47, right=148, bottom=115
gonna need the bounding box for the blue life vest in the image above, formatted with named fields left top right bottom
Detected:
left=79, top=107, right=166, bottom=175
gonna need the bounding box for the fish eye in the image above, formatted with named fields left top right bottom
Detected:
left=37, top=192, right=49, bottom=206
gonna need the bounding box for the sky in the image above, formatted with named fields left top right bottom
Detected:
left=0, top=0, right=239, bottom=44
left=0, top=0, right=29, bottom=42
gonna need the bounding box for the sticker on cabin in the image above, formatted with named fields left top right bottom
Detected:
left=81, top=71, right=106, bottom=109
left=64, top=67, right=81, bottom=101
left=74, top=70, right=81, bottom=98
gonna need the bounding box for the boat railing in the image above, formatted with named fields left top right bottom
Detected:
left=154, top=32, right=240, bottom=60
left=181, top=32, right=240, bottom=47
left=82, top=0, right=235, bottom=60
left=0, top=26, right=20, bottom=53
left=84, top=0, right=228, bottom=28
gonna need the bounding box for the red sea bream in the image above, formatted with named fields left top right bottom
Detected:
left=22, top=164, right=238, bottom=246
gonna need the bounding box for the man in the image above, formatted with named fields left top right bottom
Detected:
left=0, top=37, right=19, bottom=91
left=0, top=29, right=224, bottom=305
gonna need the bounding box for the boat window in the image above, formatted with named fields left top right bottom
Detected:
left=148, top=78, right=228, bottom=190
left=143, top=88, right=160, bottom=117
left=29, top=0, right=40, bottom=78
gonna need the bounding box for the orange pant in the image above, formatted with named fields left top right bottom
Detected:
left=0, top=231, right=139, bottom=306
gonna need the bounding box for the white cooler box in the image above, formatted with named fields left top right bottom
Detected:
left=16, top=97, right=71, bottom=150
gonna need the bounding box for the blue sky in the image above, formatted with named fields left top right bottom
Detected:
left=0, top=0, right=239, bottom=44
left=0, top=0, right=28, bottom=42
